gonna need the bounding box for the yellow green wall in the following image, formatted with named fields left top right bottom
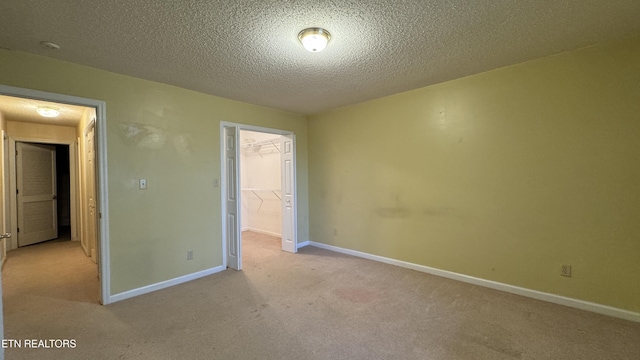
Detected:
left=2, top=35, right=638, bottom=313
left=308, top=36, right=640, bottom=313
left=0, top=49, right=308, bottom=294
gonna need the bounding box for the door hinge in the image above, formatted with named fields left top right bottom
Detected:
left=17, top=227, right=19, bottom=233
left=16, top=189, right=18, bottom=194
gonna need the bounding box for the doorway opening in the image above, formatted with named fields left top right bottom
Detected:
left=240, top=130, right=285, bottom=266
left=56, top=144, right=71, bottom=242
left=0, top=85, right=110, bottom=306
left=220, top=123, right=298, bottom=271
left=14, top=142, right=71, bottom=248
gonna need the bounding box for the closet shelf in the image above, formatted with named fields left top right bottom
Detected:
left=241, top=138, right=281, bottom=157
left=241, top=188, right=281, bottom=212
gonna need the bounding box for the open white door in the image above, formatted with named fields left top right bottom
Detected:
left=0, top=136, right=7, bottom=360
left=84, top=123, right=98, bottom=263
left=224, top=126, right=241, bottom=270
left=0, top=264, right=4, bottom=360
left=2, top=130, right=10, bottom=259
left=280, top=134, right=297, bottom=253
left=16, top=142, right=58, bottom=247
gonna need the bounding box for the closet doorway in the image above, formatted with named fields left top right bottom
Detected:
left=220, top=122, right=297, bottom=270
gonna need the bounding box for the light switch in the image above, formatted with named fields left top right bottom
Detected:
left=139, top=179, right=147, bottom=190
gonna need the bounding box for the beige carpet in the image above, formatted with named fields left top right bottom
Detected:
left=2, top=231, right=639, bottom=359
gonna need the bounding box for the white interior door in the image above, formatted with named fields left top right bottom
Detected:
left=2, top=131, right=10, bottom=259
left=84, top=124, right=98, bottom=263
left=280, top=134, right=297, bottom=253
left=0, top=134, right=7, bottom=356
left=16, top=142, right=58, bottom=247
left=224, top=126, right=241, bottom=270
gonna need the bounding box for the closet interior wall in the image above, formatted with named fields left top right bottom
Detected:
left=240, top=130, right=282, bottom=237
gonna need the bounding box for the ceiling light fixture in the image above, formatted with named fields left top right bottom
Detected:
left=40, top=41, right=61, bottom=50
left=298, top=28, right=331, bottom=52
left=36, top=107, right=60, bottom=118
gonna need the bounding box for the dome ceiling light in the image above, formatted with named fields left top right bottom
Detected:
left=40, top=41, right=61, bottom=50
left=298, top=28, right=331, bottom=52
left=36, top=107, right=60, bottom=118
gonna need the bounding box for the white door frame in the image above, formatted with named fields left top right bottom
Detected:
left=0, top=84, right=110, bottom=305
left=2, top=130, right=10, bottom=267
left=220, top=121, right=298, bottom=269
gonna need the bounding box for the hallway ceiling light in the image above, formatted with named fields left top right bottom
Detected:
left=298, top=28, right=331, bottom=52
left=36, top=107, right=60, bottom=118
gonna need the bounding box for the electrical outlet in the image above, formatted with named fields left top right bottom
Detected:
left=187, top=250, right=194, bottom=260
left=561, top=264, right=572, bottom=277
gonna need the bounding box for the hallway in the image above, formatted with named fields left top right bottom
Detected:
left=2, top=228, right=98, bottom=303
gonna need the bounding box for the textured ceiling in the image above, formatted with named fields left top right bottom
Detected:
left=1, top=1, right=640, bottom=115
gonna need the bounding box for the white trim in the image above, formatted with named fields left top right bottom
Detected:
left=93, top=96, right=110, bottom=305
left=297, top=240, right=310, bottom=249
left=0, top=84, right=110, bottom=306
left=1, top=130, right=9, bottom=266
left=222, top=122, right=293, bottom=136
left=219, top=125, right=227, bottom=269
left=109, top=265, right=226, bottom=303
left=309, top=241, right=640, bottom=323
left=220, top=121, right=298, bottom=271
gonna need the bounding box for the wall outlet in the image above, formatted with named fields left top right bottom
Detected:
left=561, top=264, right=572, bottom=277
left=187, top=250, right=194, bottom=260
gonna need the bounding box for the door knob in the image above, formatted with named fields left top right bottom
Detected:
left=0, top=233, right=11, bottom=239
left=52, top=195, right=57, bottom=199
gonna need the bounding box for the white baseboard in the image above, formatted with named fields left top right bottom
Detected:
left=108, top=265, right=226, bottom=303
left=297, top=240, right=310, bottom=249
left=309, top=241, right=640, bottom=323
left=243, top=228, right=281, bottom=238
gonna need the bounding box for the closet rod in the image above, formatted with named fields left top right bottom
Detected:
left=241, top=188, right=282, bottom=212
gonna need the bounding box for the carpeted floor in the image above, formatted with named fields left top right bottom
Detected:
left=2, top=231, right=639, bottom=359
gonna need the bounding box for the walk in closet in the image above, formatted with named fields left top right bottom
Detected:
left=239, top=130, right=282, bottom=237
